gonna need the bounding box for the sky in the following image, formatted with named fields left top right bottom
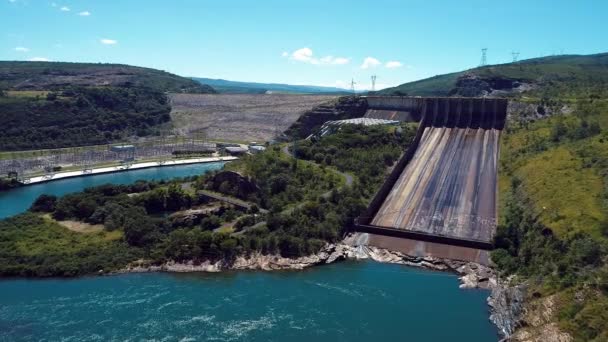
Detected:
left=1, top=0, right=607, bottom=90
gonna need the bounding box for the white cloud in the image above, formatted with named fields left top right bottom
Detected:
left=292, top=47, right=314, bottom=62
left=78, top=11, right=91, bottom=16
left=100, top=39, right=118, bottom=45
left=287, top=47, right=349, bottom=66
left=360, top=57, right=381, bottom=69
left=14, top=46, right=29, bottom=52
left=385, top=61, right=403, bottom=68
left=281, top=51, right=289, bottom=57
left=60, top=6, right=70, bottom=11
left=29, top=57, right=51, bottom=62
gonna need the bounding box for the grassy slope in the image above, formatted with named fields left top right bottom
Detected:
left=379, top=53, right=608, bottom=97
left=499, top=100, right=608, bottom=238
left=0, top=61, right=216, bottom=93
left=0, top=213, right=137, bottom=277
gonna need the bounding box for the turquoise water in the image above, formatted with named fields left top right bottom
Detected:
left=0, top=261, right=498, bottom=341
left=0, top=162, right=225, bottom=219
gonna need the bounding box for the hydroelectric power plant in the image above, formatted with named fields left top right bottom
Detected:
left=355, top=97, right=508, bottom=264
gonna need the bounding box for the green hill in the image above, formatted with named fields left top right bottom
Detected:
left=379, top=53, right=608, bottom=98
left=0, top=61, right=216, bottom=151
left=0, top=61, right=216, bottom=94
left=192, top=77, right=350, bottom=94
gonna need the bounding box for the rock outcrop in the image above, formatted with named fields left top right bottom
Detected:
left=204, top=170, right=259, bottom=200
left=448, top=73, right=534, bottom=97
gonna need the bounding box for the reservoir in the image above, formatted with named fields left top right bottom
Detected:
left=0, top=261, right=497, bottom=341
left=0, top=162, right=225, bottom=219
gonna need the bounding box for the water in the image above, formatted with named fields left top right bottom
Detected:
left=0, top=162, right=225, bottom=219
left=0, top=261, right=498, bottom=341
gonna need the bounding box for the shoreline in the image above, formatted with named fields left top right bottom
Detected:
left=18, top=156, right=238, bottom=186
left=115, top=235, right=523, bottom=340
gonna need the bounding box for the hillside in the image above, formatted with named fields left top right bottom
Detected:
left=0, top=61, right=216, bottom=93
left=0, top=61, right=217, bottom=151
left=192, top=77, right=349, bottom=94
left=379, top=53, right=608, bottom=98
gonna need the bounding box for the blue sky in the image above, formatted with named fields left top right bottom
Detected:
left=1, top=0, right=606, bottom=90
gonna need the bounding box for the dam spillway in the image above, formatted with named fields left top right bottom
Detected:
left=355, top=97, right=508, bottom=263
left=371, top=127, right=500, bottom=242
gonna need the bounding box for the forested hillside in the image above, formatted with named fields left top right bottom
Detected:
left=0, top=87, right=170, bottom=150
left=0, top=61, right=217, bottom=151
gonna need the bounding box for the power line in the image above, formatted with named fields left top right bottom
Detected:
left=511, top=51, right=520, bottom=63
left=480, top=48, right=487, bottom=67
left=371, top=75, right=377, bottom=92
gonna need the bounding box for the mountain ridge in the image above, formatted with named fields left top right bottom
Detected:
left=192, top=77, right=350, bottom=94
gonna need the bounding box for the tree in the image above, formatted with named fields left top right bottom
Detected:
left=123, top=208, right=160, bottom=247
left=30, top=194, right=57, bottom=212
left=550, top=120, right=567, bottom=142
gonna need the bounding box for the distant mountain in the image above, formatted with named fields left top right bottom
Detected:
left=0, top=61, right=216, bottom=94
left=377, top=52, right=608, bottom=98
left=192, top=77, right=350, bottom=94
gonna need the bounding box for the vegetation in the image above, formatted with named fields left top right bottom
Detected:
left=493, top=90, right=608, bottom=339
left=0, top=86, right=171, bottom=150
left=0, top=61, right=215, bottom=93
left=0, top=213, right=138, bottom=277
left=0, top=124, right=412, bottom=277
left=0, top=61, right=218, bottom=151
left=295, top=124, right=416, bottom=197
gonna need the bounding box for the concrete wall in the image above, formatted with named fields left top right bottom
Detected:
left=363, top=96, right=508, bottom=129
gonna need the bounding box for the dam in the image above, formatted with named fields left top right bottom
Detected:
left=355, top=97, right=508, bottom=264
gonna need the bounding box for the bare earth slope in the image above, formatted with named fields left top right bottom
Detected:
left=170, top=94, right=337, bottom=142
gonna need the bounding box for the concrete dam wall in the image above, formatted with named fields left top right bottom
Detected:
left=356, top=97, right=507, bottom=260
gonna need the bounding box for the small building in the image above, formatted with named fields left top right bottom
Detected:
left=248, top=145, right=266, bottom=154
left=224, top=146, right=249, bottom=155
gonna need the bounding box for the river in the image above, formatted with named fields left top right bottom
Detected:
left=0, top=162, right=225, bottom=219
left=0, top=162, right=499, bottom=341
left=0, top=261, right=497, bottom=341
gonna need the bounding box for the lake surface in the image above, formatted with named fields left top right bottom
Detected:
left=0, top=261, right=498, bottom=341
left=0, top=162, right=225, bottom=219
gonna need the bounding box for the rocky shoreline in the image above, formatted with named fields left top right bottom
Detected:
left=118, top=236, right=525, bottom=340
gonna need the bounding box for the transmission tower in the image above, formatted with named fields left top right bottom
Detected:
left=511, top=51, right=520, bottom=62
left=371, top=75, right=377, bottom=92
left=350, top=78, right=357, bottom=95
left=480, top=48, right=487, bottom=66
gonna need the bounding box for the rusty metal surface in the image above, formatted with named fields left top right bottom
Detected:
left=367, top=233, right=490, bottom=265
left=372, top=126, right=500, bottom=243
